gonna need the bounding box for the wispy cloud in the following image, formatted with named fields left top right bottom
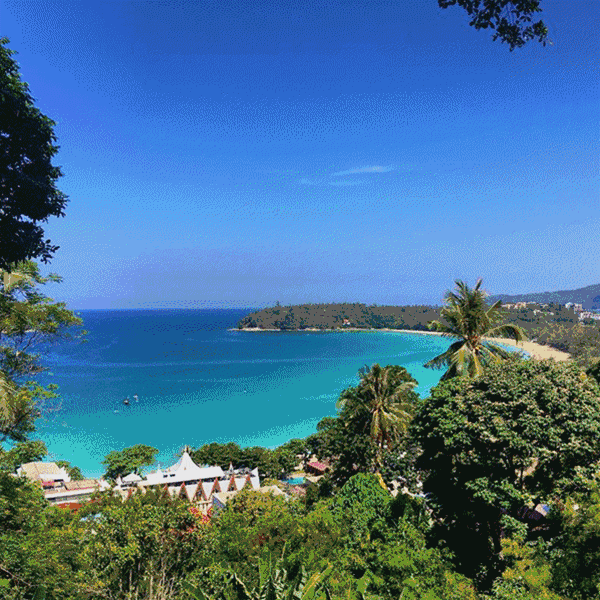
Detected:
left=299, top=165, right=394, bottom=186
left=331, top=165, right=394, bottom=177
left=329, top=180, right=363, bottom=186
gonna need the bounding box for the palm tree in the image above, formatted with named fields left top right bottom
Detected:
left=337, top=364, right=417, bottom=478
left=424, top=278, right=526, bottom=381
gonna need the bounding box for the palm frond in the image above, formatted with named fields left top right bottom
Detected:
left=427, top=320, right=459, bottom=337
left=424, top=340, right=466, bottom=370
left=486, top=322, right=527, bottom=342
left=452, top=344, right=471, bottom=377
left=424, top=350, right=453, bottom=370
left=470, top=351, right=484, bottom=378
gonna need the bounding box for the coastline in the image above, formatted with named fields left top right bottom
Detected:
left=234, top=327, right=571, bottom=361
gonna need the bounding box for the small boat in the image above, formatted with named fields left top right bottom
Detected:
left=123, top=398, right=130, bottom=405
left=133, top=394, right=139, bottom=402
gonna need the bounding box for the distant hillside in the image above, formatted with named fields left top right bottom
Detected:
left=489, top=283, right=600, bottom=310
left=237, top=303, right=441, bottom=331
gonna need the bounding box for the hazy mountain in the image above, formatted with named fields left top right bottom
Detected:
left=489, top=283, right=600, bottom=309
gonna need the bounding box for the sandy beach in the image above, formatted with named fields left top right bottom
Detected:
left=236, top=327, right=571, bottom=361
left=392, top=330, right=571, bottom=361
left=480, top=336, right=570, bottom=361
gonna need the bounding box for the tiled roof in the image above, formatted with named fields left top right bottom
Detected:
left=306, top=461, right=328, bottom=472
left=64, top=480, right=100, bottom=491
left=19, top=462, right=65, bottom=481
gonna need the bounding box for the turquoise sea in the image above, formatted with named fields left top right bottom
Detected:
left=34, top=309, right=459, bottom=478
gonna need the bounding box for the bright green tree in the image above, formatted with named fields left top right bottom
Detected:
left=548, top=483, right=600, bottom=600
left=587, top=358, right=600, bottom=386
left=425, top=278, right=526, bottom=381
left=487, top=538, right=566, bottom=600
left=0, top=262, right=83, bottom=443
left=329, top=472, right=391, bottom=542
left=211, top=489, right=302, bottom=585
left=0, top=38, right=68, bottom=271
left=0, top=472, right=95, bottom=596
left=55, top=459, right=84, bottom=481
left=337, top=364, right=418, bottom=478
left=413, top=359, right=600, bottom=589
left=0, top=440, right=47, bottom=471
left=83, top=489, right=210, bottom=598
left=102, top=444, right=158, bottom=481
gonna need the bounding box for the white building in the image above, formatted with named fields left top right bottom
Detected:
left=17, top=461, right=110, bottom=506
left=118, top=451, right=261, bottom=512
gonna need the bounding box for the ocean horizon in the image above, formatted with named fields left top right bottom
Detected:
left=33, top=308, right=458, bottom=478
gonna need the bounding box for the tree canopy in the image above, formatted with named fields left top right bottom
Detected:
left=102, top=444, right=159, bottom=481
left=0, top=439, right=47, bottom=471
left=0, top=261, right=83, bottom=442
left=425, top=278, right=526, bottom=380
left=413, top=359, right=600, bottom=587
left=0, top=38, right=68, bottom=271
left=336, top=364, right=418, bottom=477
left=438, top=0, right=548, bottom=51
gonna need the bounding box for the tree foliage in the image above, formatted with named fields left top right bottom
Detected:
left=548, top=483, right=600, bottom=600
left=55, top=459, right=84, bottom=481
left=0, top=261, right=83, bottom=443
left=0, top=472, right=93, bottom=597
left=588, top=358, right=600, bottom=386
left=329, top=472, right=391, bottom=542
left=425, top=278, right=526, bottom=381
left=0, top=439, right=47, bottom=471
left=238, top=303, right=440, bottom=331
left=80, top=490, right=212, bottom=599
left=0, top=38, right=68, bottom=271
left=486, top=538, right=565, bottom=600
left=438, top=0, right=548, bottom=51
left=413, top=359, right=600, bottom=587
left=190, top=442, right=298, bottom=480
left=102, top=443, right=158, bottom=481
left=337, top=364, right=418, bottom=476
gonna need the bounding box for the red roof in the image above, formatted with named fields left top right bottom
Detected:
left=55, top=502, right=83, bottom=512
left=306, top=461, right=328, bottom=472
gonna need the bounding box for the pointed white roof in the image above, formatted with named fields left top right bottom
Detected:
left=142, top=451, right=224, bottom=486
left=168, top=451, right=198, bottom=474
left=123, top=473, right=142, bottom=483
left=202, top=481, right=214, bottom=498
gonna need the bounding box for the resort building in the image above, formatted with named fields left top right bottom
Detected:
left=565, top=303, right=583, bottom=312
left=305, top=460, right=330, bottom=476
left=118, top=451, right=261, bottom=513
left=17, top=461, right=110, bottom=506
left=579, top=311, right=600, bottom=321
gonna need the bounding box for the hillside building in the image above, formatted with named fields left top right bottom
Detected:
left=117, top=451, right=261, bottom=513
left=17, top=461, right=109, bottom=506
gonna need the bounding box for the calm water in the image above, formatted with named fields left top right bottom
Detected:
left=34, top=309, right=456, bottom=478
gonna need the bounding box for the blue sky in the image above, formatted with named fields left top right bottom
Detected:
left=2, top=0, right=598, bottom=308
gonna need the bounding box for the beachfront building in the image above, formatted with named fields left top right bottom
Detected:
left=17, top=461, right=110, bottom=507
left=580, top=311, right=600, bottom=321
left=118, top=451, right=261, bottom=512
